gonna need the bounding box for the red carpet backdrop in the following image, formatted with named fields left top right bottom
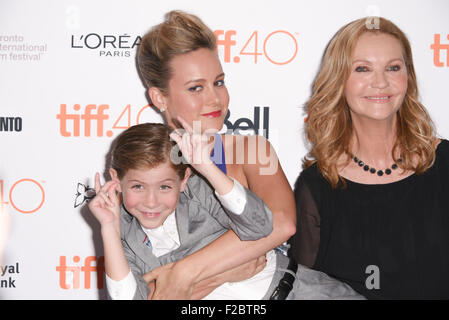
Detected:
left=1, top=0, right=448, bottom=299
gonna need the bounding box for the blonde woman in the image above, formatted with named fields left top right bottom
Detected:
left=135, top=10, right=297, bottom=299
left=290, top=17, right=449, bottom=299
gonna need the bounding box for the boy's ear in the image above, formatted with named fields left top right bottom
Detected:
left=109, top=168, right=122, bottom=192
left=148, top=87, right=167, bottom=112
left=180, top=167, right=191, bottom=192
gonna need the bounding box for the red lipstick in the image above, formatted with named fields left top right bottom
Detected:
left=201, top=110, right=222, bottom=118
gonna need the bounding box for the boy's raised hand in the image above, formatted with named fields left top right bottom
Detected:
left=169, top=116, right=216, bottom=174
left=88, top=173, right=121, bottom=231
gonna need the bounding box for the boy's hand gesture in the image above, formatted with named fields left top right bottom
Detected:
left=169, top=116, right=215, bottom=175
left=88, top=173, right=121, bottom=232
left=170, top=115, right=233, bottom=196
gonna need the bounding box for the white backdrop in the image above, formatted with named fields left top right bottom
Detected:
left=1, top=0, right=448, bottom=299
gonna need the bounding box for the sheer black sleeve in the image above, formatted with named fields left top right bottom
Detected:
left=288, top=174, right=321, bottom=268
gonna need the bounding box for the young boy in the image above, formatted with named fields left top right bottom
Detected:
left=89, top=121, right=363, bottom=300
left=89, top=122, right=274, bottom=299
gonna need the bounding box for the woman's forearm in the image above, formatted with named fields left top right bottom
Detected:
left=173, top=208, right=295, bottom=286
left=172, top=136, right=296, bottom=289
left=190, top=274, right=226, bottom=300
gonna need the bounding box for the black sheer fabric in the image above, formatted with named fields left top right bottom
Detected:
left=289, top=140, right=449, bottom=299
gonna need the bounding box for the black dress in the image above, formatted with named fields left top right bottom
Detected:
left=289, top=139, right=449, bottom=299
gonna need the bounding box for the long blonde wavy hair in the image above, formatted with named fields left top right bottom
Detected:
left=304, top=17, right=437, bottom=188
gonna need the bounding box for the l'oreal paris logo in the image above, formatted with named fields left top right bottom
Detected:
left=70, top=33, right=141, bottom=57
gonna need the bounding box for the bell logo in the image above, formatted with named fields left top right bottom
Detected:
left=430, top=34, right=449, bottom=67
left=56, top=256, right=104, bottom=289
left=224, top=106, right=270, bottom=139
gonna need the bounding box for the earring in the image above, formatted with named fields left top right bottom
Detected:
left=160, top=106, right=165, bottom=112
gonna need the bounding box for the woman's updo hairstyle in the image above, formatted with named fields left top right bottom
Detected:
left=137, top=10, right=216, bottom=97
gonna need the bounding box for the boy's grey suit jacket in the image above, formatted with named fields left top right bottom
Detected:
left=118, top=174, right=273, bottom=300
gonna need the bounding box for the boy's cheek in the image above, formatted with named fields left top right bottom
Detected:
left=166, top=195, right=180, bottom=212
left=122, top=193, right=139, bottom=210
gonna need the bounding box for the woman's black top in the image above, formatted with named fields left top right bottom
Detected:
left=289, top=139, right=449, bottom=299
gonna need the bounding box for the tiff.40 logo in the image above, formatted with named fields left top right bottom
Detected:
left=431, top=34, right=449, bottom=67
left=214, top=29, right=298, bottom=65
left=56, top=256, right=104, bottom=289
left=1, top=178, right=45, bottom=215
left=56, top=104, right=150, bottom=137
left=57, top=104, right=270, bottom=138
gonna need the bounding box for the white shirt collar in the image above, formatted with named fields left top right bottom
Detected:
left=141, top=211, right=180, bottom=257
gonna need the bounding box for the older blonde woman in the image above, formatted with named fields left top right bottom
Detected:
left=289, top=17, right=449, bottom=299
